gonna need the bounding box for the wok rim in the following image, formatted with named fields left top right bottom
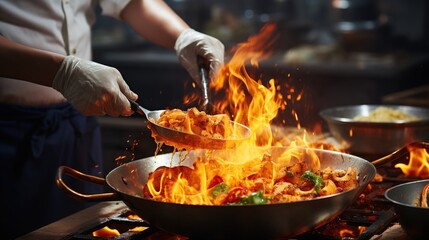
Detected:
left=105, top=147, right=376, bottom=208
left=384, top=179, right=429, bottom=210
left=320, top=104, right=429, bottom=126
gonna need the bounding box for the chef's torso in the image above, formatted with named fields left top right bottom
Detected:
left=0, top=0, right=130, bottom=106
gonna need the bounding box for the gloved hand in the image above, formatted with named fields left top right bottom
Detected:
left=174, top=28, right=225, bottom=85
left=52, top=55, right=138, bottom=116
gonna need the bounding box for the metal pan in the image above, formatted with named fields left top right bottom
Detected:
left=129, top=100, right=251, bottom=150
left=56, top=142, right=428, bottom=239
left=385, top=179, right=429, bottom=240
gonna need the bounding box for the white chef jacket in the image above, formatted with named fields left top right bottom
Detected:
left=0, top=0, right=131, bottom=106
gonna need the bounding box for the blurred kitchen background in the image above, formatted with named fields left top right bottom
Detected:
left=92, top=0, right=429, bottom=173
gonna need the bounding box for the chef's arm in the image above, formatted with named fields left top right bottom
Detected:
left=121, top=0, right=225, bottom=84
left=0, top=35, right=63, bottom=86
left=0, top=35, right=136, bottom=116
left=121, top=0, right=188, bottom=50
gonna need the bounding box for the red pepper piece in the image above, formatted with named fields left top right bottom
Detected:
left=221, top=187, right=249, bottom=204
left=208, top=175, right=224, bottom=189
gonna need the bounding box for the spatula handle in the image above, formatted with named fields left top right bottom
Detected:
left=198, top=56, right=215, bottom=114
left=129, top=98, right=139, bottom=113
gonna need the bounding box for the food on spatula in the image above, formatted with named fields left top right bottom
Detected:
left=156, top=107, right=233, bottom=139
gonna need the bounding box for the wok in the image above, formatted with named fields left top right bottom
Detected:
left=56, top=142, right=428, bottom=239
left=385, top=179, right=429, bottom=240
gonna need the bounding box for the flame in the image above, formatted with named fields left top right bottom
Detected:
left=183, top=81, right=199, bottom=106
left=358, top=226, right=367, bottom=234
left=93, top=226, right=120, bottom=238
left=129, top=226, right=149, bottom=232
left=127, top=213, right=141, bottom=219
left=92, top=225, right=148, bottom=238
left=339, top=229, right=354, bottom=237
left=145, top=23, right=334, bottom=205
left=395, top=148, right=429, bottom=178
left=337, top=226, right=366, bottom=237
left=211, top=24, right=282, bottom=147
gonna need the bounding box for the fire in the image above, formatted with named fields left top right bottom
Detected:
left=395, top=148, right=429, bottom=178
left=211, top=23, right=281, bottom=148
left=92, top=226, right=120, bottom=238
left=127, top=213, right=141, bottom=219
left=145, top=23, right=342, bottom=205
left=337, top=225, right=366, bottom=237
left=358, top=226, right=367, bottom=234
left=129, top=226, right=149, bottom=232
left=92, top=225, right=148, bottom=238
left=339, top=229, right=354, bottom=237
left=208, top=22, right=298, bottom=167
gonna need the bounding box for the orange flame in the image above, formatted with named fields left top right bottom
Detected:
left=339, top=229, right=355, bottom=237
left=358, top=226, right=367, bottom=234
left=337, top=226, right=366, bottom=237
left=145, top=23, right=335, bottom=205
left=93, top=226, right=120, bottom=238
left=395, top=148, right=429, bottom=178
left=211, top=23, right=282, bottom=148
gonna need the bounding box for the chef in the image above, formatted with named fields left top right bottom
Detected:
left=0, top=0, right=224, bottom=238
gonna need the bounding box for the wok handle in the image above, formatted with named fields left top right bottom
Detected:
left=371, top=141, right=429, bottom=167
left=56, top=166, right=120, bottom=202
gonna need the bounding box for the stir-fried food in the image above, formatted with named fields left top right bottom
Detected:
left=156, top=107, right=232, bottom=139
left=143, top=151, right=359, bottom=205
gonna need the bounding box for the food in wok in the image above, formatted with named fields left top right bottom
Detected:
left=143, top=149, right=359, bottom=205
left=56, top=147, right=378, bottom=239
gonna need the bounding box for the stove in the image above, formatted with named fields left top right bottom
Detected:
left=17, top=165, right=414, bottom=240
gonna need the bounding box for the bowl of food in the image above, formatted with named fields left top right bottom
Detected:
left=319, top=105, right=429, bottom=156
left=385, top=179, right=429, bottom=240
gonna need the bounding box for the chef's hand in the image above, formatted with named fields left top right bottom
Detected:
left=52, top=55, right=138, bottom=116
left=174, top=29, right=224, bottom=85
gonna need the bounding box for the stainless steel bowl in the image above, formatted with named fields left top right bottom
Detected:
left=385, top=179, right=429, bottom=240
left=319, top=105, right=429, bottom=156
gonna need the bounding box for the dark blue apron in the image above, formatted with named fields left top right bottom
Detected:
left=0, top=102, right=104, bottom=239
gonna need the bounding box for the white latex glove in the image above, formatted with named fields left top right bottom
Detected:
left=52, top=55, right=138, bottom=116
left=174, top=28, right=224, bottom=85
